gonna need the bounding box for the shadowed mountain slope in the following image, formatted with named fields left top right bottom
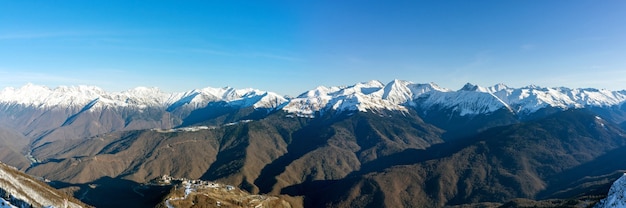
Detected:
left=0, top=127, right=30, bottom=169
left=294, top=110, right=626, bottom=207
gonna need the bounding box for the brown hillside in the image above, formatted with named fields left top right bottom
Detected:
left=302, top=110, right=626, bottom=207
left=0, top=161, right=90, bottom=208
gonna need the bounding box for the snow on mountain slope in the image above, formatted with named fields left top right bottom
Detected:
left=211, top=88, right=288, bottom=109
left=0, top=84, right=288, bottom=111
left=0, top=198, right=17, bottom=208
left=169, top=87, right=288, bottom=110
left=284, top=80, right=626, bottom=117
left=0, top=162, right=85, bottom=208
left=0, top=84, right=107, bottom=109
left=283, top=80, right=410, bottom=117
left=1, top=81, right=625, bottom=118
left=283, top=80, right=512, bottom=117
left=0, top=84, right=185, bottom=110
left=280, top=86, right=339, bottom=117
left=418, top=83, right=513, bottom=116
left=491, top=85, right=626, bottom=113
left=378, top=79, right=451, bottom=105
left=594, top=173, right=626, bottom=208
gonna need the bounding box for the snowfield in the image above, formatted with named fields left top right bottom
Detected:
left=594, top=173, right=626, bottom=208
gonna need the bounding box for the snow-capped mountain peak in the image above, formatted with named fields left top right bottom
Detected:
left=284, top=80, right=626, bottom=117
left=298, top=86, right=340, bottom=98
left=380, top=79, right=415, bottom=104
left=283, top=80, right=409, bottom=117
left=459, top=83, right=490, bottom=93
left=0, top=84, right=108, bottom=108
left=2, top=80, right=626, bottom=119
left=122, top=86, right=164, bottom=96
left=0, top=84, right=288, bottom=112
left=185, top=87, right=288, bottom=109
left=488, top=85, right=626, bottom=113
left=338, top=80, right=384, bottom=96
left=487, top=83, right=510, bottom=93
left=418, top=84, right=512, bottom=116
left=377, top=80, right=451, bottom=106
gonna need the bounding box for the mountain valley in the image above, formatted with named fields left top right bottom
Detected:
left=2, top=80, right=626, bottom=207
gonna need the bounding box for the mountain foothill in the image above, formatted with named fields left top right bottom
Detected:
left=1, top=80, right=626, bottom=207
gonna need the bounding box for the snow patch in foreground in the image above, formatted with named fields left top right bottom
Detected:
left=594, top=173, right=626, bottom=208
left=0, top=198, right=17, bottom=208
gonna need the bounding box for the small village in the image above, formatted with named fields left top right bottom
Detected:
left=152, top=174, right=235, bottom=191
left=152, top=126, right=215, bottom=133
left=153, top=175, right=290, bottom=208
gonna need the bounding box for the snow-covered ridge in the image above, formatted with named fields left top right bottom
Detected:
left=2, top=81, right=625, bottom=117
left=283, top=80, right=626, bottom=117
left=489, top=84, right=626, bottom=113
left=0, top=83, right=288, bottom=111
left=282, top=80, right=445, bottom=116
left=282, top=80, right=514, bottom=116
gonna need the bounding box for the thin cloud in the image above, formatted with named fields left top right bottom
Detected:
left=0, top=30, right=304, bottom=62
left=249, top=53, right=304, bottom=62
left=574, top=36, right=606, bottom=42
left=0, top=69, right=115, bottom=89
left=0, top=30, right=106, bottom=40
left=104, top=45, right=181, bottom=54
left=532, top=69, right=626, bottom=90
left=0, top=32, right=69, bottom=40
left=190, top=48, right=304, bottom=62
left=346, top=56, right=367, bottom=64
left=0, top=29, right=150, bottom=41
left=521, top=44, right=536, bottom=51
left=458, top=51, right=492, bottom=71
left=0, top=71, right=76, bottom=82
left=189, top=48, right=236, bottom=56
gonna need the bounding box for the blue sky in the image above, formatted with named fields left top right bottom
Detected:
left=1, top=1, right=626, bottom=96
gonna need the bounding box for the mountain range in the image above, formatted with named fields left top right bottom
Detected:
left=2, top=80, right=626, bottom=207
left=3, top=80, right=626, bottom=118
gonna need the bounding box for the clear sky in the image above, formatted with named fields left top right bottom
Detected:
left=1, top=0, right=626, bottom=96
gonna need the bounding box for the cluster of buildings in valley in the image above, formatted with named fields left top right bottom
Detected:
left=153, top=174, right=235, bottom=191
left=152, top=120, right=254, bottom=133
left=152, top=126, right=214, bottom=133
